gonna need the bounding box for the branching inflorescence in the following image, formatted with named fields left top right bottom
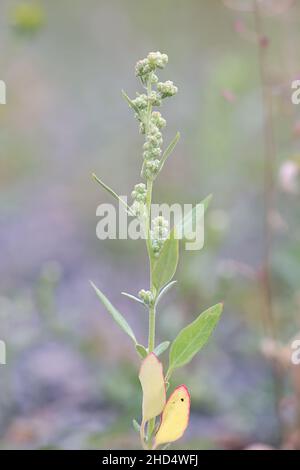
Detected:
left=91, top=52, right=223, bottom=449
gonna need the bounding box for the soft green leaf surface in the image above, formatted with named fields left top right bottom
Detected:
left=168, top=303, right=223, bottom=376
left=153, top=341, right=170, bottom=357
left=136, top=344, right=148, bottom=358
left=92, top=173, right=134, bottom=215
left=90, top=281, right=137, bottom=344
left=152, top=231, right=179, bottom=292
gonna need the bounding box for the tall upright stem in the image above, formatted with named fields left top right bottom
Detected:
left=253, top=0, right=276, bottom=339
left=143, top=75, right=157, bottom=446
left=253, top=0, right=283, bottom=442
left=146, top=180, right=156, bottom=354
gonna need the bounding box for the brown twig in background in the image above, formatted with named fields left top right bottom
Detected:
left=253, top=0, right=284, bottom=444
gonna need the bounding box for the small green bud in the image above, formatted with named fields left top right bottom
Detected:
left=149, top=91, right=161, bottom=107
left=147, top=52, right=168, bottom=70
left=131, top=200, right=147, bottom=218
left=144, top=160, right=160, bottom=179
left=135, top=58, right=151, bottom=77
left=150, top=216, right=169, bottom=257
left=151, top=73, right=159, bottom=84
left=143, top=151, right=151, bottom=161
left=139, top=122, right=146, bottom=134
left=157, top=80, right=178, bottom=98
left=143, top=142, right=150, bottom=151
left=138, top=289, right=154, bottom=306
left=132, top=94, right=148, bottom=110
left=149, top=136, right=163, bottom=148
left=152, top=216, right=169, bottom=237
left=147, top=128, right=163, bottom=147
left=151, top=111, right=166, bottom=129
left=132, top=183, right=147, bottom=203
left=150, top=147, right=162, bottom=158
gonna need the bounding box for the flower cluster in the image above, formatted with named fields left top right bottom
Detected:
left=127, top=52, right=178, bottom=181
left=157, top=80, right=178, bottom=98
left=151, top=216, right=169, bottom=257
left=138, top=289, right=155, bottom=306
left=135, top=51, right=168, bottom=84
left=131, top=183, right=147, bottom=217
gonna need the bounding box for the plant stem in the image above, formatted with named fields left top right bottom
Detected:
left=253, top=0, right=283, bottom=443
left=146, top=302, right=157, bottom=443
left=145, top=180, right=153, bottom=271
left=148, top=304, right=156, bottom=352
left=142, top=74, right=158, bottom=447
left=253, top=0, right=277, bottom=340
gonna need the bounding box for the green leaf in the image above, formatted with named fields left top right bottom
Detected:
left=136, top=344, right=148, bottom=358
left=152, top=231, right=179, bottom=292
left=132, top=419, right=141, bottom=433
left=90, top=281, right=137, bottom=344
left=122, top=90, right=139, bottom=114
left=167, top=303, right=223, bottom=378
left=153, top=341, right=170, bottom=357
left=174, top=194, right=212, bottom=241
left=92, top=173, right=134, bottom=216
left=156, top=280, right=177, bottom=306
left=159, top=132, right=180, bottom=172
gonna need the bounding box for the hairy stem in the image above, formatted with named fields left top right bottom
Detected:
left=141, top=73, right=158, bottom=447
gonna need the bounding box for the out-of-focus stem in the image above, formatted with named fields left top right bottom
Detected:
left=253, top=0, right=283, bottom=442
left=142, top=74, right=157, bottom=448
left=253, top=0, right=277, bottom=339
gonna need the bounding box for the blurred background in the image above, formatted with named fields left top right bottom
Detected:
left=0, top=0, right=300, bottom=450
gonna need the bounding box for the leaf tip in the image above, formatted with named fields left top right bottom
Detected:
left=177, top=384, right=190, bottom=399
left=91, top=173, right=99, bottom=184
left=204, top=193, right=213, bottom=209
left=148, top=351, right=160, bottom=362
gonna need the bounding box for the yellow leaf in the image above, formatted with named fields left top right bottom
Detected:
left=154, top=385, right=190, bottom=448
left=139, top=353, right=166, bottom=423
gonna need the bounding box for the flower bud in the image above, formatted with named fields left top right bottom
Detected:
left=148, top=129, right=163, bottom=147
left=131, top=183, right=147, bottom=203
left=151, top=73, right=159, bottom=84
left=151, top=111, right=166, bottom=129
left=132, top=94, right=148, bottom=110
left=131, top=200, right=147, bottom=218
left=151, top=216, right=169, bottom=257
left=157, top=80, right=178, bottom=98
left=144, top=159, right=160, bottom=179
left=135, top=58, right=151, bottom=77
left=139, top=122, right=146, bottom=134
left=149, top=91, right=161, bottom=107
left=147, top=52, right=168, bottom=69
left=138, top=289, right=154, bottom=306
